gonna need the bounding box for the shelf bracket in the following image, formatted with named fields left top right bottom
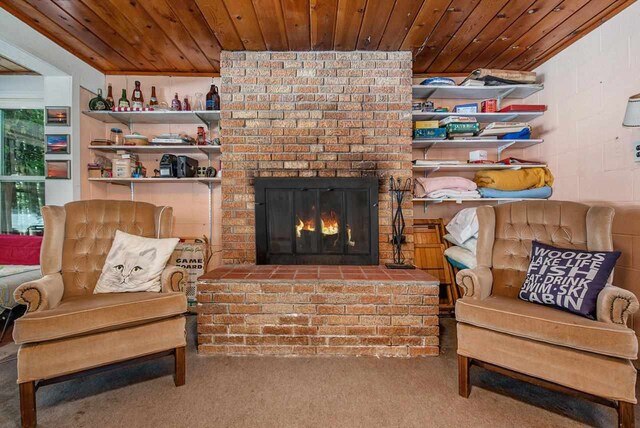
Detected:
left=496, top=87, right=517, bottom=110
left=497, top=141, right=516, bottom=159
left=194, top=112, right=210, bottom=129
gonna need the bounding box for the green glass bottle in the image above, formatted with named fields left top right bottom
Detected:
left=89, top=88, right=109, bottom=111
left=118, top=89, right=130, bottom=108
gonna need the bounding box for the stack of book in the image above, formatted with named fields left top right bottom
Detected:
left=479, top=122, right=531, bottom=138
left=440, top=116, right=480, bottom=138
left=414, top=120, right=446, bottom=140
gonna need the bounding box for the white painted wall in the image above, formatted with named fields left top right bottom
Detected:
left=0, top=9, right=105, bottom=205
left=523, top=1, right=640, bottom=202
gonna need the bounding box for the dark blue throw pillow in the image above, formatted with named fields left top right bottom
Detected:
left=519, top=241, right=621, bottom=319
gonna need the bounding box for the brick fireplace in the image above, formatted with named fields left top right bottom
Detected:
left=219, top=50, right=414, bottom=265
left=197, top=51, right=438, bottom=358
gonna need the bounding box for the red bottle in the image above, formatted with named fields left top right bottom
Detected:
left=171, top=93, right=182, bottom=111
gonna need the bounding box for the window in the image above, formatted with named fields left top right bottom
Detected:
left=0, top=109, right=45, bottom=235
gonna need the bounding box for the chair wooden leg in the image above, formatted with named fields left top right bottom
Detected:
left=458, top=355, right=470, bottom=398
left=19, top=381, right=36, bottom=428
left=618, top=401, right=634, bottom=428
left=174, top=346, right=186, bottom=387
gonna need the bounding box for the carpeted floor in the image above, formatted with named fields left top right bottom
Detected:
left=0, top=316, right=634, bottom=428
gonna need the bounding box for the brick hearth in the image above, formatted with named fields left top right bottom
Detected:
left=197, top=266, right=439, bottom=357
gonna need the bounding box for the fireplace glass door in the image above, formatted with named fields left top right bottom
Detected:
left=255, top=178, right=378, bottom=265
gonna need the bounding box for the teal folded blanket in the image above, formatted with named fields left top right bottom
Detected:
left=478, top=186, right=552, bottom=199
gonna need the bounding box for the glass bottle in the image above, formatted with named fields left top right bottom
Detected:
left=206, top=84, right=214, bottom=110
left=89, top=88, right=109, bottom=111
left=118, top=89, right=130, bottom=108
left=171, top=93, right=182, bottom=111
left=105, top=84, right=114, bottom=109
left=183, top=96, right=191, bottom=111
left=149, top=86, right=158, bottom=106
left=131, top=80, right=144, bottom=109
left=212, top=85, right=220, bottom=110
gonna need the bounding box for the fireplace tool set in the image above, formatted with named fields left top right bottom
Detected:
left=386, top=176, right=415, bottom=269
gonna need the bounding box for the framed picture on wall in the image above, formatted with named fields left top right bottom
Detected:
left=45, top=134, right=70, bottom=154
left=45, top=106, right=70, bottom=126
left=46, top=160, right=71, bottom=179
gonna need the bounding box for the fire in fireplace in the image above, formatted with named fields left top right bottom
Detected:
left=254, top=177, right=379, bottom=265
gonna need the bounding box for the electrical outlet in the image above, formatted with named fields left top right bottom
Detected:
left=635, top=142, right=640, bottom=163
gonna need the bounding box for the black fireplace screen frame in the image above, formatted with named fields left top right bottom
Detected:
left=254, top=177, right=379, bottom=265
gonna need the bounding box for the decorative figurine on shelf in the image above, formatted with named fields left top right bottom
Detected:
left=386, top=176, right=415, bottom=270
left=89, top=88, right=110, bottom=111
left=131, top=81, right=144, bottom=109
left=171, top=93, right=182, bottom=111
left=196, top=126, right=207, bottom=145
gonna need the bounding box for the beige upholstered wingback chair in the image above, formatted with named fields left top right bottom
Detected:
left=12, top=200, right=188, bottom=428
left=455, top=201, right=639, bottom=428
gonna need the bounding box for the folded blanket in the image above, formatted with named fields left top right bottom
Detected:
left=427, top=189, right=481, bottom=199
left=478, top=186, right=552, bottom=199
left=414, top=176, right=476, bottom=198
left=474, top=167, right=554, bottom=191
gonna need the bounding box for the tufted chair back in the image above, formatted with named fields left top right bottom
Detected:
left=476, top=201, right=615, bottom=298
left=40, top=200, right=174, bottom=299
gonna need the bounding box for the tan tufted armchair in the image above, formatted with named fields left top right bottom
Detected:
left=455, top=201, right=639, bottom=428
left=12, top=200, right=188, bottom=428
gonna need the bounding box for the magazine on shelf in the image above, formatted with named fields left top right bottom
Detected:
left=438, top=116, right=478, bottom=126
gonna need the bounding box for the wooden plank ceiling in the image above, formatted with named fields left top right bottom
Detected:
left=0, top=0, right=633, bottom=76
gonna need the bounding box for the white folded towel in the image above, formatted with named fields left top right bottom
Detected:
left=427, top=189, right=481, bottom=199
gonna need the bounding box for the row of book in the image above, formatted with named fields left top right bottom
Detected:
left=414, top=117, right=532, bottom=140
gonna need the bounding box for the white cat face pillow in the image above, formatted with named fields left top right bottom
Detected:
left=94, top=230, right=179, bottom=294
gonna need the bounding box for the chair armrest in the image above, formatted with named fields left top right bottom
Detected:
left=14, top=273, right=64, bottom=313
left=597, top=285, right=640, bottom=325
left=456, top=267, right=493, bottom=300
left=161, top=266, right=188, bottom=293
